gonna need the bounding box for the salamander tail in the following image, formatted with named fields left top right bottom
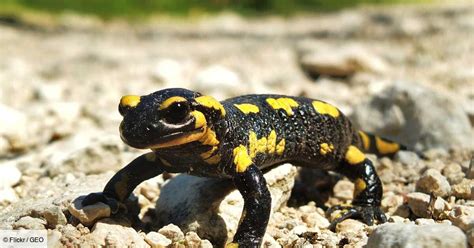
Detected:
left=357, top=131, right=426, bottom=159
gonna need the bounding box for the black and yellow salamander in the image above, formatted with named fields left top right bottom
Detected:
left=82, top=88, right=414, bottom=247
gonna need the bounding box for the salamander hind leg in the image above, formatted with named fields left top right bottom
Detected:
left=327, top=145, right=387, bottom=230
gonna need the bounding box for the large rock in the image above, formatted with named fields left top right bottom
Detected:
left=155, top=164, right=297, bottom=246
left=351, top=81, right=473, bottom=150
left=367, top=223, right=467, bottom=248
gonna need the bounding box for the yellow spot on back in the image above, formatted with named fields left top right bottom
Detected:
left=159, top=96, right=187, bottom=110
left=319, top=143, right=334, bottom=155
left=248, top=131, right=259, bottom=158
left=358, top=131, right=371, bottom=151
left=120, top=95, right=141, bottom=108
left=345, top=145, right=366, bottom=165
left=267, top=130, right=277, bottom=154
left=195, top=95, right=226, bottom=117
left=257, top=137, right=268, bottom=154
left=375, top=137, right=400, bottom=155
left=248, top=130, right=284, bottom=158
left=312, top=101, right=340, bottom=118
left=234, top=103, right=260, bottom=114
left=354, top=178, right=367, bottom=198
left=266, top=97, right=299, bottom=116
left=233, top=145, right=253, bottom=173
left=276, top=139, right=285, bottom=155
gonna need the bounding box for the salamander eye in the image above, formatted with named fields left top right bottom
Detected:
left=163, top=101, right=190, bottom=123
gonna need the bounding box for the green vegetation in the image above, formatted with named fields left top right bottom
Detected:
left=0, top=0, right=430, bottom=19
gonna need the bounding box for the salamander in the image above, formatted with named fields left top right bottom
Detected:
left=82, top=88, right=415, bottom=247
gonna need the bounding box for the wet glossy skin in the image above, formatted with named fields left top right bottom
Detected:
left=83, top=88, right=409, bottom=247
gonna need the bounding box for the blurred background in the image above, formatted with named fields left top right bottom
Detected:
left=0, top=0, right=472, bottom=153
left=0, top=0, right=434, bottom=18
left=0, top=0, right=472, bottom=148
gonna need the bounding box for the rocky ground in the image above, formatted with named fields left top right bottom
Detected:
left=0, top=2, right=473, bottom=247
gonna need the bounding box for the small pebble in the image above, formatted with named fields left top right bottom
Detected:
left=145, top=231, right=172, bottom=248
left=416, top=169, right=451, bottom=198
left=442, top=163, right=465, bottom=185
left=158, top=224, right=184, bottom=243
left=448, top=205, right=474, bottom=231
left=452, top=179, right=473, bottom=200
left=336, top=219, right=366, bottom=234
left=406, top=192, right=431, bottom=218
left=13, top=216, right=46, bottom=230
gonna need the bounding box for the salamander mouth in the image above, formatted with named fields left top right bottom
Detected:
left=156, top=128, right=204, bottom=143
left=148, top=127, right=205, bottom=149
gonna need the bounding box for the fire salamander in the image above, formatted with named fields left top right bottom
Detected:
left=82, top=88, right=415, bottom=247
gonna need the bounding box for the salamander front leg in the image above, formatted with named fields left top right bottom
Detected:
left=227, top=164, right=272, bottom=248
left=82, top=152, right=169, bottom=213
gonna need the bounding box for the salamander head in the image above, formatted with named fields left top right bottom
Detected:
left=118, top=88, right=225, bottom=150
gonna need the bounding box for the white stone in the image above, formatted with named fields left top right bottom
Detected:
left=448, top=205, right=474, bottom=231
left=158, top=224, right=184, bottom=243
left=89, top=219, right=149, bottom=247
left=145, top=231, right=171, bottom=248
left=0, top=163, right=22, bottom=187
left=68, top=195, right=111, bottom=226
left=416, top=169, right=451, bottom=198
left=367, top=223, right=467, bottom=248
left=0, top=187, right=18, bottom=204
left=406, top=192, right=431, bottom=218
